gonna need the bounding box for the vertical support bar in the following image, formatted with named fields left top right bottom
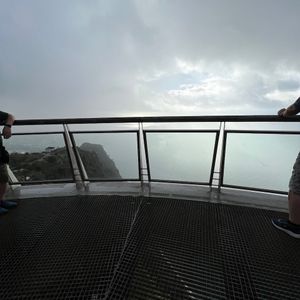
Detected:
left=7, top=165, right=21, bottom=190
left=138, top=123, right=144, bottom=185
left=69, top=128, right=90, bottom=189
left=137, top=123, right=144, bottom=186
left=7, top=166, right=19, bottom=184
left=143, top=130, right=151, bottom=182
left=63, top=124, right=84, bottom=190
left=138, top=122, right=151, bottom=192
left=218, top=122, right=227, bottom=192
left=209, top=130, right=220, bottom=186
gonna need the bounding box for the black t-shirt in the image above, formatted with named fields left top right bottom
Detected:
left=0, top=111, right=8, bottom=124
left=0, top=111, right=8, bottom=146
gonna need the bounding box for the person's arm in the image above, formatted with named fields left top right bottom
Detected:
left=278, top=97, right=300, bottom=117
left=2, top=113, right=15, bottom=139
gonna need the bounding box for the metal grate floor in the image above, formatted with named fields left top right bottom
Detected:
left=0, top=195, right=300, bottom=299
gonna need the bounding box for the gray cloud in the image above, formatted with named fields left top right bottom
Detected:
left=136, top=0, right=300, bottom=66
left=277, top=80, right=300, bottom=91
left=0, top=0, right=299, bottom=118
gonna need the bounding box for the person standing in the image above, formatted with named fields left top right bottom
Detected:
left=0, top=110, right=17, bottom=215
left=272, top=97, right=300, bottom=238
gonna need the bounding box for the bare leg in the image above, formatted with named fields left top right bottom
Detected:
left=288, top=191, right=300, bottom=225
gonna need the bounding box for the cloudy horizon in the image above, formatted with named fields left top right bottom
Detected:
left=1, top=0, right=300, bottom=119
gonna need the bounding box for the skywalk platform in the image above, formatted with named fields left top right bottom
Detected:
left=1, top=192, right=299, bottom=299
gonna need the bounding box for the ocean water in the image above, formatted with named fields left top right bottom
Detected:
left=223, top=133, right=300, bottom=192
left=145, top=132, right=216, bottom=183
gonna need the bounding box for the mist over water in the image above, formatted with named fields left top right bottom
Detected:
left=146, top=132, right=216, bottom=182
left=223, top=134, right=300, bottom=192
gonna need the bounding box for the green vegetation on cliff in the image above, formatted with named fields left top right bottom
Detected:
left=9, top=143, right=121, bottom=182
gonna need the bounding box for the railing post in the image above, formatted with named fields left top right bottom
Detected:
left=63, top=124, right=85, bottom=190
left=7, top=165, right=21, bottom=198
left=68, top=125, right=90, bottom=191
left=218, top=121, right=226, bottom=193
left=210, top=121, right=226, bottom=194
left=138, top=122, right=149, bottom=195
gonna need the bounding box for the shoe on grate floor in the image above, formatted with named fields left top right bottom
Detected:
left=272, top=218, right=300, bottom=238
left=0, top=200, right=18, bottom=209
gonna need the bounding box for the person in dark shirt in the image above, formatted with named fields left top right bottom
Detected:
left=0, top=110, right=16, bottom=215
left=272, top=97, right=300, bottom=238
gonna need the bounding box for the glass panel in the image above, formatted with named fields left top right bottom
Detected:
left=13, top=125, right=64, bottom=133
left=223, top=133, right=300, bottom=192
left=226, top=122, right=300, bottom=132
left=72, top=132, right=139, bottom=180
left=146, top=132, right=217, bottom=183
left=4, top=134, right=72, bottom=182
left=143, top=122, right=220, bottom=130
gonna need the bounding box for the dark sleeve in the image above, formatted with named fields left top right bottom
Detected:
left=0, top=111, right=8, bottom=124
left=293, top=97, right=300, bottom=111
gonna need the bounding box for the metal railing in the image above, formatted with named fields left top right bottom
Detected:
left=5, top=115, right=300, bottom=194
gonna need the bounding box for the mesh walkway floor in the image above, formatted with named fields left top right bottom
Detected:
left=0, top=195, right=300, bottom=299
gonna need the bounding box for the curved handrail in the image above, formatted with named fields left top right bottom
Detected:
left=13, top=115, right=300, bottom=125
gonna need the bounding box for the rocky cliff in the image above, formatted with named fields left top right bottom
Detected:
left=78, top=143, right=121, bottom=179
left=9, top=143, right=121, bottom=181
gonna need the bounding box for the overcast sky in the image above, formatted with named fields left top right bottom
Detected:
left=1, top=0, right=300, bottom=119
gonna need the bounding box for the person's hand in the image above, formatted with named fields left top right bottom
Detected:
left=2, top=126, right=12, bottom=139
left=278, top=108, right=286, bottom=116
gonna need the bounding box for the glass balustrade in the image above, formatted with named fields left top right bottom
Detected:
left=4, top=116, right=300, bottom=195
left=71, top=131, right=140, bottom=180
left=144, top=131, right=218, bottom=184
left=222, top=131, right=300, bottom=193
left=4, top=133, right=73, bottom=182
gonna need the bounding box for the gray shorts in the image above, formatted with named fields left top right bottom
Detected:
left=0, top=163, right=8, bottom=183
left=289, top=152, right=300, bottom=194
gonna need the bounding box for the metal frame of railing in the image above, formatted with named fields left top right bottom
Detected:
left=6, top=115, right=300, bottom=194
left=12, top=115, right=300, bottom=125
